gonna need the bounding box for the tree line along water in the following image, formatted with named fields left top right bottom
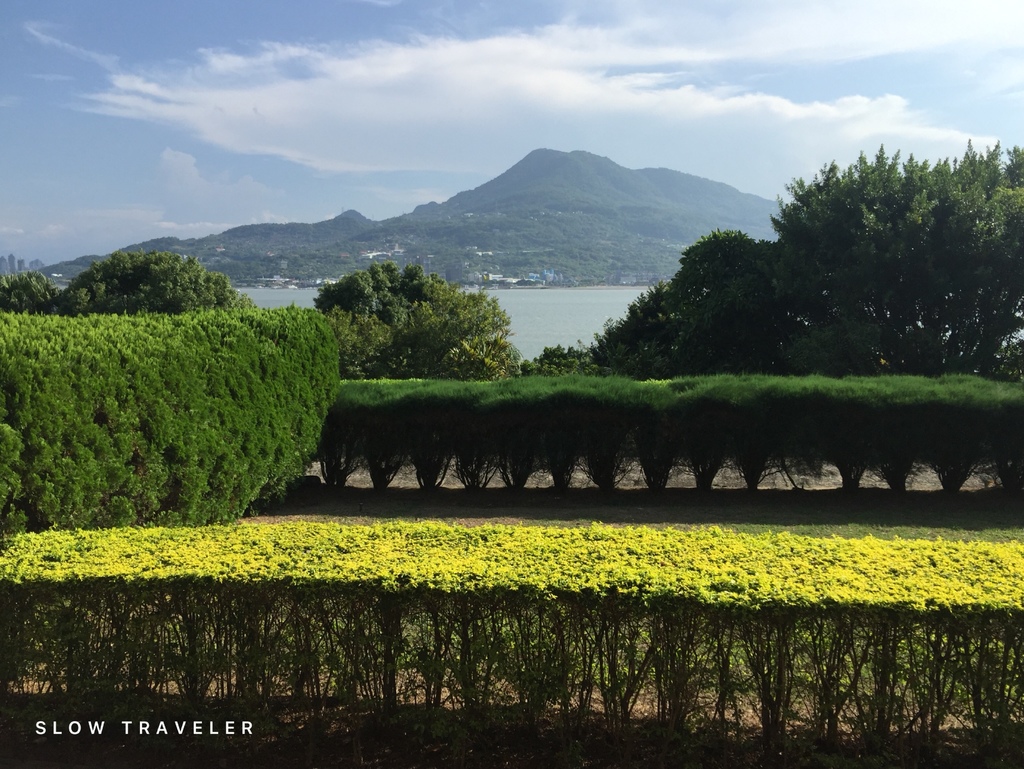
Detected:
left=239, top=286, right=646, bottom=359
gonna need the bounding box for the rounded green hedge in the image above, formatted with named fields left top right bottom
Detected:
left=319, top=375, right=1024, bottom=492
left=0, top=308, right=339, bottom=533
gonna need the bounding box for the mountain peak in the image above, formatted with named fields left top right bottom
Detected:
left=53, top=148, right=776, bottom=284
left=334, top=209, right=369, bottom=222
left=411, top=149, right=772, bottom=225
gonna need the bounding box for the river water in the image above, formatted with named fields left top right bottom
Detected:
left=240, top=286, right=647, bottom=360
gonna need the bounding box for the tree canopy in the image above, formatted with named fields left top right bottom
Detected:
left=54, top=250, right=250, bottom=315
left=594, top=144, right=1024, bottom=378
left=0, top=272, right=61, bottom=314
left=316, top=261, right=520, bottom=380
left=521, top=344, right=601, bottom=376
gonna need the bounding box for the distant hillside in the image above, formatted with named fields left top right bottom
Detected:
left=415, top=149, right=773, bottom=230
left=53, top=150, right=777, bottom=284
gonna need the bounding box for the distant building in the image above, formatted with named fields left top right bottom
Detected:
left=29, top=259, right=44, bottom=271
left=7, top=254, right=15, bottom=274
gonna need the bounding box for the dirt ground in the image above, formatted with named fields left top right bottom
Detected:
left=246, top=462, right=1017, bottom=537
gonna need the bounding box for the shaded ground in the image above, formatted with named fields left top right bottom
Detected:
left=0, top=714, right=783, bottom=769
left=249, top=465, right=1024, bottom=541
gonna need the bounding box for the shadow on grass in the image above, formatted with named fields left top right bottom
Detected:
left=256, top=485, right=1024, bottom=541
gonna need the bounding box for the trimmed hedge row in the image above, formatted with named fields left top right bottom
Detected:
left=4, top=523, right=1024, bottom=764
left=0, top=308, right=339, bottom=534
left=319, top=375, right=1024, bottom=492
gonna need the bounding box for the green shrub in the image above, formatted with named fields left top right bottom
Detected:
left=319, top=375, right=1024, bottom=493
left=0, top=308, right=338, bottom=532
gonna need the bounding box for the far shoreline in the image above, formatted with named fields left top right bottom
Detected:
left=239, top=284, right=646, bottom=358
left=236, top=283, right=653, bottom=290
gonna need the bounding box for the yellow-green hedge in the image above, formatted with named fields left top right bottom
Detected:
left=5, top=523, right=1024, bottom=764
left=2, top=522, right=1023, bottom=610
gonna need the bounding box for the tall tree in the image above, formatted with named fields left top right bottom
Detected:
left=774, top=144, right=1024, bottom=375
left=667, top=231, right=789, bottom=374
left=590, top=282, right=678, bottom=378
left=595, top=144, right=1024, bottom=378
left=0, top=272, right=60, bottom=314
left=317, top=262, right=519, bottom=380
left=55, top=251, right=250, bottom=315
left=592, top=233, right=789, bottom=376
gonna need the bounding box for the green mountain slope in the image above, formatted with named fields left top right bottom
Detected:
left=52, top=150, right=777, bottom=284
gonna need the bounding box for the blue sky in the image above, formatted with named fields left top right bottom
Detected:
left=2, top=0, right=1022, bottom=264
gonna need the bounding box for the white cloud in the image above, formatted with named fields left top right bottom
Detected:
left=77, top=22, right=997, bottom=198
left=24, top=22, right=119, bottom=72
left=8, top=1, right=1023, bottom=266
left=0, top=145, right=292, bottom=264
left=0, top=203, right=254, bottom=265
left=159, top=148, right=271, bottom=201
left=156, top=149, right=287, bottom=224
left=560, top=0, right=1024, bottom=63
left=14, top=3, right=1004, bottom=205
left=0, top=207, right=147, bottom=263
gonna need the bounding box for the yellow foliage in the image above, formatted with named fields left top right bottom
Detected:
left=3, top=522, right=1023, bottom=612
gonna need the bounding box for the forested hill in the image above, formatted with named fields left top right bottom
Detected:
left=53, top=150, right=777, bottom=284
left=412, top=149, right=774, bottom=231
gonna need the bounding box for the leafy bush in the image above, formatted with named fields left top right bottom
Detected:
left=0, top=308, right=338, bottom=533
left=55, top=250, right=251, bottom=315
left=318, top=263, right=519, bottom=380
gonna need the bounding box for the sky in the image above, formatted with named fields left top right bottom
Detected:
left=2, top=0, right=1022, bottom=265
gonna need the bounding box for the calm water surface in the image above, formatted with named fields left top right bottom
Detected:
left=240, top=286, right=646, bottom=359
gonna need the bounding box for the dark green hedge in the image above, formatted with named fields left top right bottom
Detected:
left=319, top=375, right=1024, bottom=492
left=0, top=308, right=338, bottom=533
